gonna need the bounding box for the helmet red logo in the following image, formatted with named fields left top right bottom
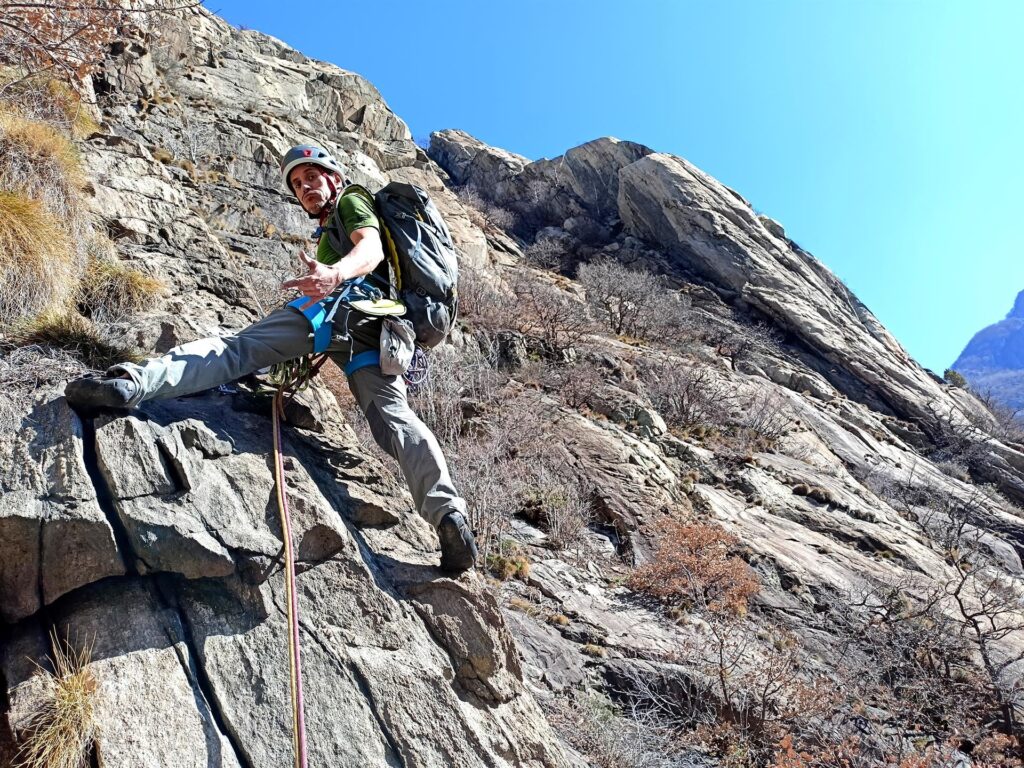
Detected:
left=302, top=149, right=312, bottom=157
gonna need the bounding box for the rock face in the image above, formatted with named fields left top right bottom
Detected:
left=0, top=9, right=567, bottom=767
left=953, top=289, right=1024, bottom=408
left=5, top=5, right=1024, bottom=767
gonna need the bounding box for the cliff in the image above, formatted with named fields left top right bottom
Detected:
left=2, top=5, right=1024, bottom=767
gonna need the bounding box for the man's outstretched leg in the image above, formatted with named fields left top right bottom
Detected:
left=65, top=307, right=314, bottom=410
left=346, top=363, right=478, bottom=572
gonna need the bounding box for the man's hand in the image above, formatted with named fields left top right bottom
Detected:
left=280, top=250, right=343, bottom=311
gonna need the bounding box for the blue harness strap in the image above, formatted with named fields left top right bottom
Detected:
left=344, top=350, right=380, bottom=377
left=287, top=296, right=335, bottom=354
left=287, top=276, right=387, bottom=355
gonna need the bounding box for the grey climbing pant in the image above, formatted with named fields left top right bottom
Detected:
left=110, top=304, right=465, bottom=528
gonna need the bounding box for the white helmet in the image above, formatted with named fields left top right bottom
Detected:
left=280, top=144, right=343, bottom=195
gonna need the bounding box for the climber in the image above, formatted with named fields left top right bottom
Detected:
left=64, top=143, right=478, bottom=573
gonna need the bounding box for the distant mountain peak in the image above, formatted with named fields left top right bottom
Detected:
left=1009, top=290, right=1024, bottom=319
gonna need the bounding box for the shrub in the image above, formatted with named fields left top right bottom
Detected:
left=577, top=258, right=677, bottom=340
left=708, top=321, right=781, bottom=368
left=541, top=356, right=608, bottom=411
left=14, top=630, right=98, bottom=768
left=736, top=389, right=793, bottom=444
left=456, top=186, right=517, bottom=231
left=523, top=233, right=569, bottom=270
left=510, top=271, right=593, bottom=357
left=543, top=689, right=690, bottom=768
left=628, top=517, right=759, bottom=616
left=943, top=368, right=968, bottom=388
left=641, top=361, right=732, bottom=433
left=456, top=264, right=517, bottom=331
left=521, top=470, right=593, bottom=550
left=0, top=2, right=184, bottom=93
left=486, top=543, right=530, bottom=581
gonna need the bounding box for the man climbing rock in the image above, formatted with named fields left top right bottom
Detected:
left=65, top=144, right=478, bottom=573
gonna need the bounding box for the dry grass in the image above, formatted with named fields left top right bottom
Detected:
left=11, top=308, right=141, bottom=370
left=0, top=192, right=80, bottom=323
left=0, top=69, right=99, bottom=136
left=78, top=247, right=165, bottom=322
left=15, top=630, right=98, bottom=768
left=0, top=106, right=83, bottom=188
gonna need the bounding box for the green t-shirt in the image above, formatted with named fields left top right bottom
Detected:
left=316, top=187, right=379, bottom=265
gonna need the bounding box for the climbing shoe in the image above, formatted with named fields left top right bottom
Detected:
left=437, top=511, right=478, bottom=573
left=64, top=375, right=138, bottom=412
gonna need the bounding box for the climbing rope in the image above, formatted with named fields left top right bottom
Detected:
left=269, top=355, right=326, bottom=768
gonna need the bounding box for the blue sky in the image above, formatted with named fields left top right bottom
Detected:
left=209, top=0, right=1023, bottom=373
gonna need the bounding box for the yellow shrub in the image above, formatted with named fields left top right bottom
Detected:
left=79, top=247, right=164, bottom=321
left=14, top=631, right=98, bottom=768
left=12, top=308, right=141, bottom=369
left=0, top=192, right=77, bottom=323
left=0, top=108, right=81, bottom=181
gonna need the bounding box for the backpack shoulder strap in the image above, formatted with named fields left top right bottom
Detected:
left=323, top=184, right=379, bottom=256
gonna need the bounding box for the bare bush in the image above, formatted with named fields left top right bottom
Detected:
left=577, top=258, right=677, bottom=340
left=456, top=264, right=517, bottom=331
left=541, top=356, right=609, bottom=411
left=544, top=690, right=691, bottom=768
left=521, top=467, right=593, bottom=551
left=641, top=361, right=732, bottom=433
left=408, top=339, right=504, bottom=450
left=510, top=272, right=593, bottom=357
left=973, top=387, right=1024, bottom=445
left=456, top=186, right=516, bottom=232
left=523, top=233, right=568, bottom=270
left=0, top=1, right=201, bottom=93
left=641, top=615, right=841, bottom=767
left=705, top=321, right=781, bottom=368
left=736, top=389, right=794, bottom=444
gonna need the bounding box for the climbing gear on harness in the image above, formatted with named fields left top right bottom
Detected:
left=267, top=354, right=327, bottom=393
left=321, top=183, right=459, bottom=349
left=404, top=347, right=430, bottom=392
left=272, top=383, right=310, bottom=768
left=286, top=276, right=401, bottom=355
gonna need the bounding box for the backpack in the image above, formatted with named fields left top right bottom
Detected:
left=324, top=182, right=458, bottom=349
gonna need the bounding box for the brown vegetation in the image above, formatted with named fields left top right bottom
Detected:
left=629, top=517, right=759, bottom=616
left=0, top=1, right=200, bottom=94
left=11, top=308, right=143, bottom=369
left=456, top=186, right=516, bottom=232
left=510, top=271, right=593, bottom=357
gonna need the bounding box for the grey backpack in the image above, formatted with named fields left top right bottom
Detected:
left=326, top=182, right=459, bottom=348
